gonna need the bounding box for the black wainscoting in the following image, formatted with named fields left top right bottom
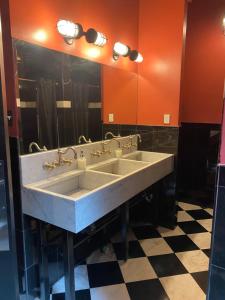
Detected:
left=208, top=165, right=225, bottom=299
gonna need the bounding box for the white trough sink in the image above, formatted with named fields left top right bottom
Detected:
left=22, top=152, right=174, bottom=233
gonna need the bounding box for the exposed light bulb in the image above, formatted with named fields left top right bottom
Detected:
left=113, top=42, right=129, bottom=57
left=86, top=28, right=107, bottom=47
left=223, top=16, right=225, bottom=35
left=94, top=32, right=107, bottom=47
left=135, top=53, right=143, bottom=63
left=57, top=20, right=81, bottom=39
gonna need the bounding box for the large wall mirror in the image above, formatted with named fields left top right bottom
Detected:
left=14, top=40, right=138, bottom=154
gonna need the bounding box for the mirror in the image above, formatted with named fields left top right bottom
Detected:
left=14, top=40, right=138, bottom=154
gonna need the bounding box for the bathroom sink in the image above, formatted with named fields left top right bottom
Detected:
left=123, top=151, right=173, bottom=163
left=34, top=170, right=119, bottom=199
left=89, top=159, right=148, bottom=175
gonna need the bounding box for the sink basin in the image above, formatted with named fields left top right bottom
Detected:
left=35, top=170, right=119, bottom=199
left=123, top=151, right=173, bottom=163
left=89, top=159, right=148, bottom=175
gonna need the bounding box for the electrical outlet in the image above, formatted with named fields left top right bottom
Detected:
left=164, top=114, right=170, bottom=124
left=109, top=113, right=114, bottom=123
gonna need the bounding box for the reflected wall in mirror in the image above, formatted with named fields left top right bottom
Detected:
left=15, top=40, right=138, bottom=154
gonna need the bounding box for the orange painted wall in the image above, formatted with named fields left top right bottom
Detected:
left=137, top=0, right=186, bottom=126
left=102, top=66, right=138, bottom=124
left=181, top=0, right=225, bottom=124
left=9, top=0, right=138, bottom=73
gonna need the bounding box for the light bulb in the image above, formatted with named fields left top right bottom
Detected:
left=57, top=20, right=81, bottom=39
left=94, top=32, right=107, bottom=47
left=135, top=53, right=143, bottom=63
left=86, top=28, right=107, bottom=47
left=113, top=42, right=129, bottom=56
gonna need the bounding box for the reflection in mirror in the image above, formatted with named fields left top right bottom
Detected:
left=15, top=40, right=102, bottom=154
left=15, top=40, right=138, bottom=154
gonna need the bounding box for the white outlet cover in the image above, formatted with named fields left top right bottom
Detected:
left=164, top=114, right=170, bottom=124
left=109, top=113, right=114, bottom=123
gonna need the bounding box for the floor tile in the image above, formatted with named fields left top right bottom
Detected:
left=127, top=279, right=169, bottom=300
left=204, top=208, right=213, bottom=216
left=90, top=284, right=130, bottom=300
left=132, top=225, right=160, bottom=239
left=87, top=262, right=123, bottom=288
left=52, top=289, right=91, bottom=300
left=86, top=244, right=116, bottom=264
left=191, top=271, right=209, bottom=293
left=149, top=254, right=188, bottom=277
left=187, top=209, right=212, bottom=220
left=165, top=235, right=199, bottom=252
left=119, top=257, right=157, bottom=283
left=197, top=219, right=213, bottom=232
left=140, top=238, right=173, bottom=256
left=188, top=232, right=211, bottom=249
left=203, top=248, right=211, bottom=258
left=177, top=205, right=183, bottom=211
left=52, top=265, right=89, bottom=293
left=160, top=274, right=205, bottom=300
left=157, top=225, right=185, bottom=237
left=110, top=228, right=137, bottom=243
left=178, top=221, right=207, bottom=234
left=113, top=240, right=145, bottom=260
left=178, top=202, right=201, bottom=211
left=176, top=250, right=209, bottom=273
left=177, top=211, right=194, bottom=222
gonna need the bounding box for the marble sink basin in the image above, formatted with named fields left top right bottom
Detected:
left=36, top=170, right=119, bottom=199
left=89, top=159, right=148, bottom=175
left=122, top=151, right=172, bottom=163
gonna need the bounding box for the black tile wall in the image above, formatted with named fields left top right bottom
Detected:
left=208, top=165, right=225, bottom=299
left=102, top=124, right=179, bottom=155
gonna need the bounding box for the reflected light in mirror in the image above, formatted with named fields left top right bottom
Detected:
left=33, top=30, right=47, bottom=42
left=86, top=47, right=101, bottom=58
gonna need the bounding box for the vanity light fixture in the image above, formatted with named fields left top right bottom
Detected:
left=129, top=50, right=144, bottom=63
left=57, top=19, right=107, bottom=47
left=113, top=42, right=130, bottom=60
left=57, top=20, right=83, bottom=45
left=113, top=42, right=143, bottom=63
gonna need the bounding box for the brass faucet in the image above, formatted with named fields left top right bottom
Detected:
left=129, top=134, right=142, bottom=147
left=57, top=147, right=77, bottom=166
left=29, top=142, right=47, bottom=153
left=43, top=147, right=77, bottom=170
left=104, top=132, right=120, bottom=140
left=78, top=135, right=92, bottom=144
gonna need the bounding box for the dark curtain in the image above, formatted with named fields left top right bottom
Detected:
left=72, top=83, right=89, bottom=143
left=38, top=78, right=58, bottom=149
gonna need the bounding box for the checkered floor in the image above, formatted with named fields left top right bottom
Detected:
left=52, top=201, right=213, bottom=300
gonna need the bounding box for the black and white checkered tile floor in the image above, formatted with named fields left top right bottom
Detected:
left=52, top=201, right=213, bottom=300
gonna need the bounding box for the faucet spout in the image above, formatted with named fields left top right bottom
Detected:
left=29, top=142, right=47, bottom=153
left=104, top=132, right=120, bottom=140
left=57, top=147, right=77, bottom=165
left=78, top=135, right=92, bottom=144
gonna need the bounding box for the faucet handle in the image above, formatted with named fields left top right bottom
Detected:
left=43, top=162, right=56, bottom=170
left=61, top=158, right=73, bottom=165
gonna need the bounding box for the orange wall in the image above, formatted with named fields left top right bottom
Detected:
left=181, top=0, right=225, bottom=124
left=9, top=0, right=138, bottom=73
left=102, top=66, right=138, bottom=124
left=137, top=0, right=186, bottom=127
